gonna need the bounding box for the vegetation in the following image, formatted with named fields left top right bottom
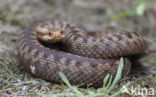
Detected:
left=37, top=58, right=130, bottom=97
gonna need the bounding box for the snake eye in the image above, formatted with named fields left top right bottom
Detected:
left=48, top=32, right=51, bottom=36
left=60, top=31, right=64, bottom=34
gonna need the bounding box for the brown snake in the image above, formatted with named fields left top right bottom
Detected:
left=18, top=20, right=148, bottom=87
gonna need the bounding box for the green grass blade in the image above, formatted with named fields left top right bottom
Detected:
left=105, top=75, right=112, bottom=90
left=59, top=72, right=72, bottom=88
left=107, top=57, right=124, bottom=94
left=103, top=74, right=110, bottom=87
left=59, top=72, right=83, bottom=97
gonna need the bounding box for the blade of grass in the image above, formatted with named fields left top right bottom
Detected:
left=107, top=57, right=124, bottom=94
left=59, top=72, right=72, bottom=88
left=103, top=74, right=110, bottom=87
left=59, top=72, right=83, bottom=97
left=105, top=75, right=112, bottom=90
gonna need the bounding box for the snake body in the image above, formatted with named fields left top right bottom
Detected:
left=18, top=20, right=148, bottom=87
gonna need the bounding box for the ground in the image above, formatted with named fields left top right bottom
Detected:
left=0, top=0, right=156, bottom=97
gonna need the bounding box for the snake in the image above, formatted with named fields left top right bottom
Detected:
left=18, top=20, right=148, bottom=87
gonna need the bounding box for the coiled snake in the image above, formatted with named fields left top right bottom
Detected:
left=18, top=20, right=148, bottom=87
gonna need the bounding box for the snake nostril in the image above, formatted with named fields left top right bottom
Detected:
left=48, top=32, right=52, bottom=36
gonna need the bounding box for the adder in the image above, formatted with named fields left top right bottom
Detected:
left=18, top=20, right=148, bottom=87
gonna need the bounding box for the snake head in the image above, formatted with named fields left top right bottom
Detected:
left=36, top=21, right=67, bottom=43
